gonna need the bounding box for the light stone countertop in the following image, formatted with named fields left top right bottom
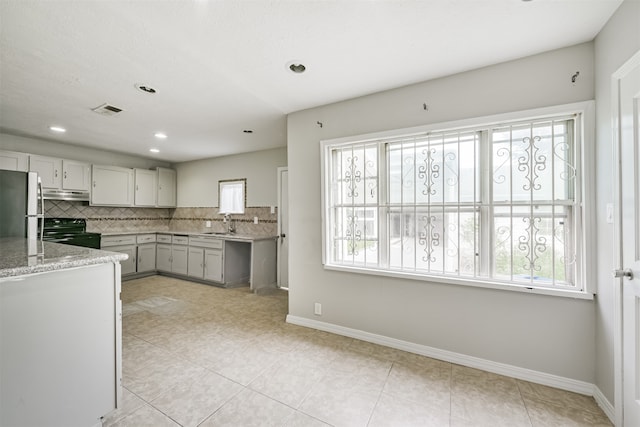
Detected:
left=100, top=230, right=278, bottom=242
left=0, top=238, right=128, bottom=279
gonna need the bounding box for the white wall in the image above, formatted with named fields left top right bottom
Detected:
left=175, top=147, right=287, bottom=207
left=594, top=0, right=640, bottom=405
left=0, top=133, right=170, bottom=169
left=287, top=42, right=598, bottom=382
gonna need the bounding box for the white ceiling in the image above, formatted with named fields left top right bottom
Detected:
left=0, top=0, right=622, bottom=163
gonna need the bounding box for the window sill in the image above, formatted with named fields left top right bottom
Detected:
left=323, top=264, right=594, bottom=300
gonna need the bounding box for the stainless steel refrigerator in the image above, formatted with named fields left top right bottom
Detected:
left=0, top=170, right=44, bottom=239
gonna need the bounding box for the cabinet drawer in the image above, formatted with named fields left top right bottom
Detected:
left=157, top=234, right=172, bottom=243
left=172, top=235, right=189, bottom=245
left=101, top=235, right=136, bottom=247
left=189, top=236, right=223, bottom=249
left=136, top=234, right=157, bottom=244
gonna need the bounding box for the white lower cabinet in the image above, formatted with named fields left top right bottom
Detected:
left=156, top=244, right=172, bottom=272
left=114, top=245, right=137, bottom=275
left=102, top=234, right=156, bottom=276
left=101, top=237, right=137, bottom=276
left=188, top=236, right=224, bottom=283
left=103, top=232, right=269, bottom=288
left=187, top=247, right=205, bottom=278
left=204, top=249, right=223, bottom=282
left=137, top=244, right=156, bottom=273
left=171, top=235, right=189, bottom=275
left=188, top=246, right=223, bottom=282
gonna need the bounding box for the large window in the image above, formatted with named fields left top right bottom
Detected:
left=322, top=106, right=593, bottom=295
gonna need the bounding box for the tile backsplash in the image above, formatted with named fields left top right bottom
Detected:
left=45, top=201, right=277, bottom=236
left=169, top=206, right=277, bottom=236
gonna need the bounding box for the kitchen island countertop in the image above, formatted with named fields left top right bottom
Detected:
left=0, top=238, right=128, bottom=279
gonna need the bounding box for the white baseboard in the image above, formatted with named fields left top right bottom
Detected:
left=286, top=315, right=601, bottom=399
left=592, top=385, right=615, bottom=424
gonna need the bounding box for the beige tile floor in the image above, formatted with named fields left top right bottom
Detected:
left=104, top=276, right=612, bottom=427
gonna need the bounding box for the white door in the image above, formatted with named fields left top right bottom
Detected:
left=277, top=167, right=289, bottom=289
left=615, top=50, right=640, bottom=427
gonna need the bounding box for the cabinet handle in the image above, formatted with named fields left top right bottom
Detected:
left=136, top=185, right=139, bottom=191
left=64, top=171, right=67, bottom=179
left=93, top=181, right=96, bottom=188
left=55, top=169, right=58, bottom=178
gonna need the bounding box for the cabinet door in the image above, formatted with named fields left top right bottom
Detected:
left=187, top=247, right=204, bottom=278
left=62, top=160, right=90, bottom=191
left=156, top=244, right=172, bottom=272
left=171, top=246, right=188, bottom=275
left=137, top=244, right=156, bottom=273
left=29, top=155, right=62, bottom=189
left=108, top=245, right=136, bottom=275
left=134, top=169, right=157, bottom=207
left=0, top=150, right=28, bottom=171
left=91, top=165, right=134, bottom=206
left=204, top=249, right=223, bottom=282
left=157, top=168, right=176, bottom=207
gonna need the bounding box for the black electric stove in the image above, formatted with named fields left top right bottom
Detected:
left=42, top=218, right=101, bottom=249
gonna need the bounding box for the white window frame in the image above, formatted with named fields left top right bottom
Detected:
left=320, top=101, right=596, bottom=299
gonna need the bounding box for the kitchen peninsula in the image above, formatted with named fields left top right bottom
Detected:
left=0, top=238, right=125, bottom=427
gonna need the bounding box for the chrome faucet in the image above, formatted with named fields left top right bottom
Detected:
left=225, top=214, right=236, bottom=234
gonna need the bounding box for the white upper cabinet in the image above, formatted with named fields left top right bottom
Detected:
left=156, top=167, right=176, bottom=207
left=134, top=169, right=157, bottom=207
left=0, top=150, right=29, bottom=172
left=29, top=155, right=90, bottom=191
left=91, top=164, right=134, bottom=206
left=62, top=159, right=91, bottom=191
left=29, top=155, right=62, bottom=188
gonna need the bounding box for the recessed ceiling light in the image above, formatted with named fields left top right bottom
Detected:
left=289, top=63, right=306, bottom=73
left=286, top=61, right=307, bottom=74
left=154, top=132, right=167, bottom=139
left=149, top=148, right=160, bottom=153
left=243, top=130, right=253, bottom=133
left=135, top=83, right=157, bottom=94
left=49, top=126, right=66, bottom=133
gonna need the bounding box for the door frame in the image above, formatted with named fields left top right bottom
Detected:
left=277, top=166, right=288, bottom=289
left=612, top=49, right=640, bottom=427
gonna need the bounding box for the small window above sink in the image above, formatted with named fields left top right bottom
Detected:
left=219, top=179, right=246, bottom=215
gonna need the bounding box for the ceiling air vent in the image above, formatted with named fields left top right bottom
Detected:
left=91, top=103, right=123, bottom=116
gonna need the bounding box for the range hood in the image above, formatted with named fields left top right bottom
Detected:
left=42, top=189, right=90, bottom=202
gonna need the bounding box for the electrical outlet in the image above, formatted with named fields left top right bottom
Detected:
left=314, top=303, right=322, bottom=316
left=606, top=203, right=614, bottom=224
left=254, top=216, right=259, bottom=224
left=205, top=220, right=212, bottom=228
left=270, top=205, right=275, bottom=214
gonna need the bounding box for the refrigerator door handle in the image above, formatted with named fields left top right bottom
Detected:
left=38, top=177, right=45, bottom=242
